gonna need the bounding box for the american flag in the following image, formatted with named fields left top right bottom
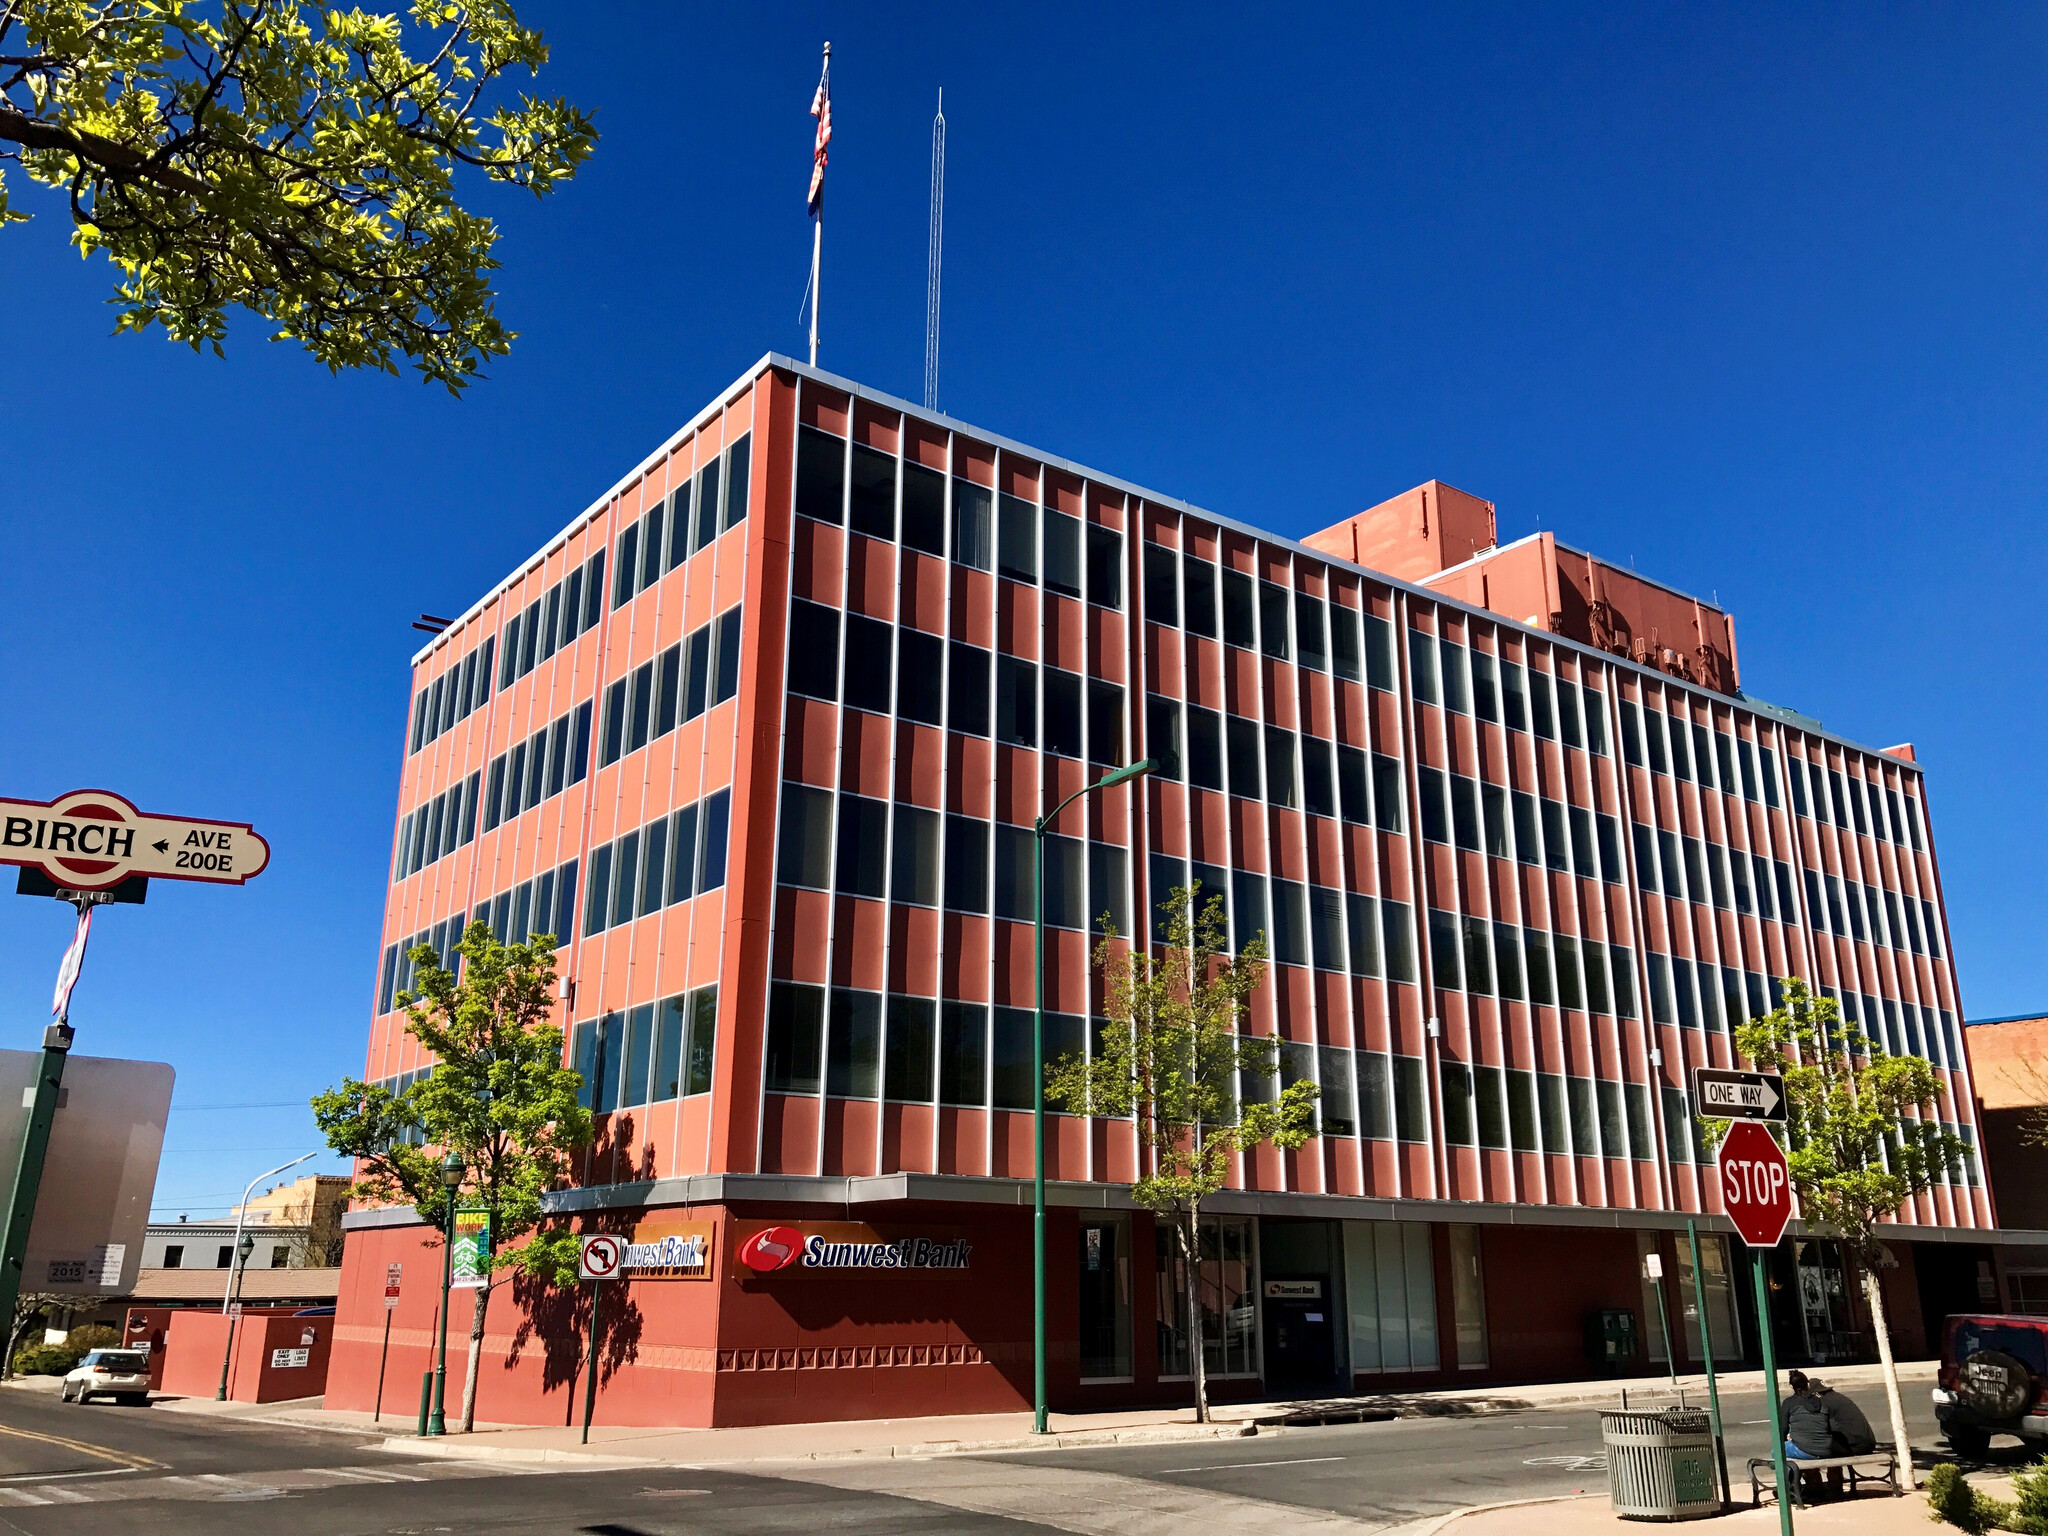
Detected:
left=808, top=56, right=832, bottom=217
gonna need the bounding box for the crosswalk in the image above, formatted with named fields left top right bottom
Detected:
left=0, top=1458, right=535, bottom=1507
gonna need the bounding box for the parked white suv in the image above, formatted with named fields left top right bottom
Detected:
left=60, top=1349, right=151, bottom=1406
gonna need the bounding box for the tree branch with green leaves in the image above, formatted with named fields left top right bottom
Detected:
left=1712, top=975, right=1965, bottom=1491
left=1045, top=884, right=1317, bottom=1421
left=0, top=1, right=595, bottom=391
left=313, top=919, right=591, bottom=1431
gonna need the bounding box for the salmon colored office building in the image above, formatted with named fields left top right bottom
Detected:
left=329, top=355, right=2004, bottom=1429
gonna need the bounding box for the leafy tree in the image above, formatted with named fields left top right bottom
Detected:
left=2, top=1291, right=104, bottom=1379
left=1717, top=977, right=1965, bottom=1493
left=1045, top=884, right=1317, bottom=1422
left=0, top=1, right=595, bottom=392
left=314, top=920, right=591, bottom=1432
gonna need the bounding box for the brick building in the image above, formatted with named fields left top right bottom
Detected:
left=330, top=355, right=1998, bottom=1428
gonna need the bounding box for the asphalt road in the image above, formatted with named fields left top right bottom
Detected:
left=976, top=1385, right=1952, bottom=1527
left=0, top=1378, right=1991, bottom=1536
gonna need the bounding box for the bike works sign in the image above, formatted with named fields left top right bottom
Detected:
left=730, top=1221, right=973, bottom=1277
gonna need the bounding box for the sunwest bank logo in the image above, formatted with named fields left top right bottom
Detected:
left=735, top=1223, right=972, bottom=1275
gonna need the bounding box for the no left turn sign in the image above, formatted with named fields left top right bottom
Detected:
left=579, top=1234, right=623, bottom=1281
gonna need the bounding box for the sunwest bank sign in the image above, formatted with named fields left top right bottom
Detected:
left=733, top=1222, right=972, bottom=1276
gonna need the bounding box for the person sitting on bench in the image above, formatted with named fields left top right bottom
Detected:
left=1815, top=1378, right=1877, bottom=1456
left=1782, top=1371, right=1842, bottom=1499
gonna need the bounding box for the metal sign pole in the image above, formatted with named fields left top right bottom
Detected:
left=581, top=1276, right=604, bottom=1445
left=1752, top=1249, right=1795, bottom=1534
left=0, top=1021, right=72, bottom=1341
left=1687, top=1220, right=1730, bottom=1509
left=1651, top=1266, right=1678, bottom=1386
left=373, top=1312, right=392, bottom=1423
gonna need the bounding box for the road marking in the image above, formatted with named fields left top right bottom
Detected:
left=0, top=1467, right=142, bottom=1484
left=0, top=1420, right=162, bottom=1471
left=1740, top=1419, right=1771, bottom=1425
left=1156, top=1457, right=1347, bottom=1474
left=36, top=1488, right=90, bottom=1504
left=1524, top=1455, right=1607, bottom=1471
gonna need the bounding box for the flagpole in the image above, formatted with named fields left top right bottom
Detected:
left=809, top=40, right=830, bottom=368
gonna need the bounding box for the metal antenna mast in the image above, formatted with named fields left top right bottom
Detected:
left=924, top=89, right=946, bottom=412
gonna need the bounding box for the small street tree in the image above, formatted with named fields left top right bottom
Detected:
left=1718, top=976, right=1965, bottom=1491
left=1045, top=884, right=1317, bottom=1422
left=2, top=1291, right=104, bottom=1378
left=0, top=1, right=595, bottom=391
left=314, top=920, right=591, bottom=1432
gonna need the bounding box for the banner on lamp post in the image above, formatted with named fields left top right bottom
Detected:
left=450, top=1209, right=491, bottom=1289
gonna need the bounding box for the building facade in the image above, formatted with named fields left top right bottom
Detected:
left=330, top=355, right=2000, bottom=1428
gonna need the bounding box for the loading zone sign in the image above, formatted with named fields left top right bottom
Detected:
left=0, top=789, right=270, bottom=892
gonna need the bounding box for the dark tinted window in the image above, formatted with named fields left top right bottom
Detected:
left=842, top=613, right=893, bottom=714
left=998, top=494, right=1036, bottom=581
left=1183, top=555, right=1217, bottom=637
left=1188, top=706, right=1224, bottom=791
left=795, top=427, right=844, bottom=524
left=1222, top=569, right=1255, bottom=648
left=1044, top=511, right=1082, bottom=598
left=901, top=460, right=946, bottom=555
left=1086, top=524, right=1122, bottom=609
left=949, top=641, right=990, bottom=735
left=1143, top=544, right=1178, bottom=625
left=1044, top=668, right=1083, bottom=758
left=898, top=628, right=944, bottom=725
left=787, top=600, right=839, bottom=701
left=996, top=657, right=1036, bottom=746
left=849, top=443, right=896, bottom=540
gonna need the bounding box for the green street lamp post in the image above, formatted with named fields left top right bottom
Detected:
left=1033, top=756, right=1155, bottom=1435
left=213, top=1231, right=255, bottom=1401
left=426, top=1150, right=465, bottom=1437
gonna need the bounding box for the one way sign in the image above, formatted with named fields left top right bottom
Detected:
left=1692, top=1067, right=1786, bottom=1123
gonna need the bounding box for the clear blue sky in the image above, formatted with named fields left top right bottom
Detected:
left=2, top=5, right=2043, bottom=1220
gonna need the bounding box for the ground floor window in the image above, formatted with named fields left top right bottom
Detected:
left=1678, top=1231, right=1744, bottom=1361
left=1342, top=1220, right=1439, bottom=1372
left=1449, top=1225, right=1488, bottom=1369
left=1079, top=1217, right=1132, bottom=1380
left=2009, top=1270, right=2048, bottom=1317
left=1156, top=1215, right=1258, bottom=1378
left=1793, top=1239, right=1857, bottom=1361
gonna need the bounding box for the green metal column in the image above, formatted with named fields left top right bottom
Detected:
left=1752, top=1248, right=1794, bottom=1534
left=0, top=1023, right=73, bottom=1344
left=1032, top=820, right=1047, bottom=1436
left=428, top=1200, right=454, bottom=1435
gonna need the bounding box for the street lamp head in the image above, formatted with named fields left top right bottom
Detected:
left=237, top=1232, right=254, bottom=1259
left=1094, top=757, right=1157, bottom=792
left=439, top=1150, right=466, bottom=1189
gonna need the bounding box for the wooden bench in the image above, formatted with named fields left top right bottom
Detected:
left=1748, top=1445, right=1899, bottom=1506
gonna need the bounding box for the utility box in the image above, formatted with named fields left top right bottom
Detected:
left=1586, top=1307, right=1640, bottom=1373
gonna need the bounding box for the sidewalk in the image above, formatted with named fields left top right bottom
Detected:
left=152, top=1358, right=1934, bottom=1468
left=1445, top=1489, right=1928, bottom=1536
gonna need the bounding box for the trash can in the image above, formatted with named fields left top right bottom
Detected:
left=1599, top=1407, right=1720, bottom=1521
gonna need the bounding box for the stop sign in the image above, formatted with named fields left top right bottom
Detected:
left=1717, top=1120, right=1794, bottom=1248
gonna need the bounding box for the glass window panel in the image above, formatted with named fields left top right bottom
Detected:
left=953, top=480, right=992, bottom=569
left=885, top=996, right=937, bottom=1101
left=827, top=988, right=882, bottom=1098
left=998, top=493, right=1037, bottom=581
left=944, top=815, right=989, bottom=913
left=766, top=982, right=824, bottom=1093
left=1182, top=554, right=1217, bottom=637
left=1085, top=524, right=1122, bottom=609
left=939, top=1001, right=988, bottom=1105
left=849, top=444, right=896, bottom=540
left=950, top=641, right=991, bottom=736
left=901, top=461, right=946, bottom=555
left=891, top=806, right=940, bottom=906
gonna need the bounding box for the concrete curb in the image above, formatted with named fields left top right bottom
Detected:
left=375, top=1419, right=1258, bottom=1468
left=1380, top=1492, right=1594, bottom=1536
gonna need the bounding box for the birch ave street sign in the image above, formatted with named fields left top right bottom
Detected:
left=0, top=789, right=270, bottom=892
left=1716, top=1120, right=1795, bottom=1249
left=1692, top=1067, right=1786, bottom=1123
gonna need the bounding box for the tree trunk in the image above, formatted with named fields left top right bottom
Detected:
left=459, top=1280, right=490, bottom=1433
left=1862, top=1264, right=1916, bottom=1490
left=1183, top=1207, right=1208, bottom=1424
